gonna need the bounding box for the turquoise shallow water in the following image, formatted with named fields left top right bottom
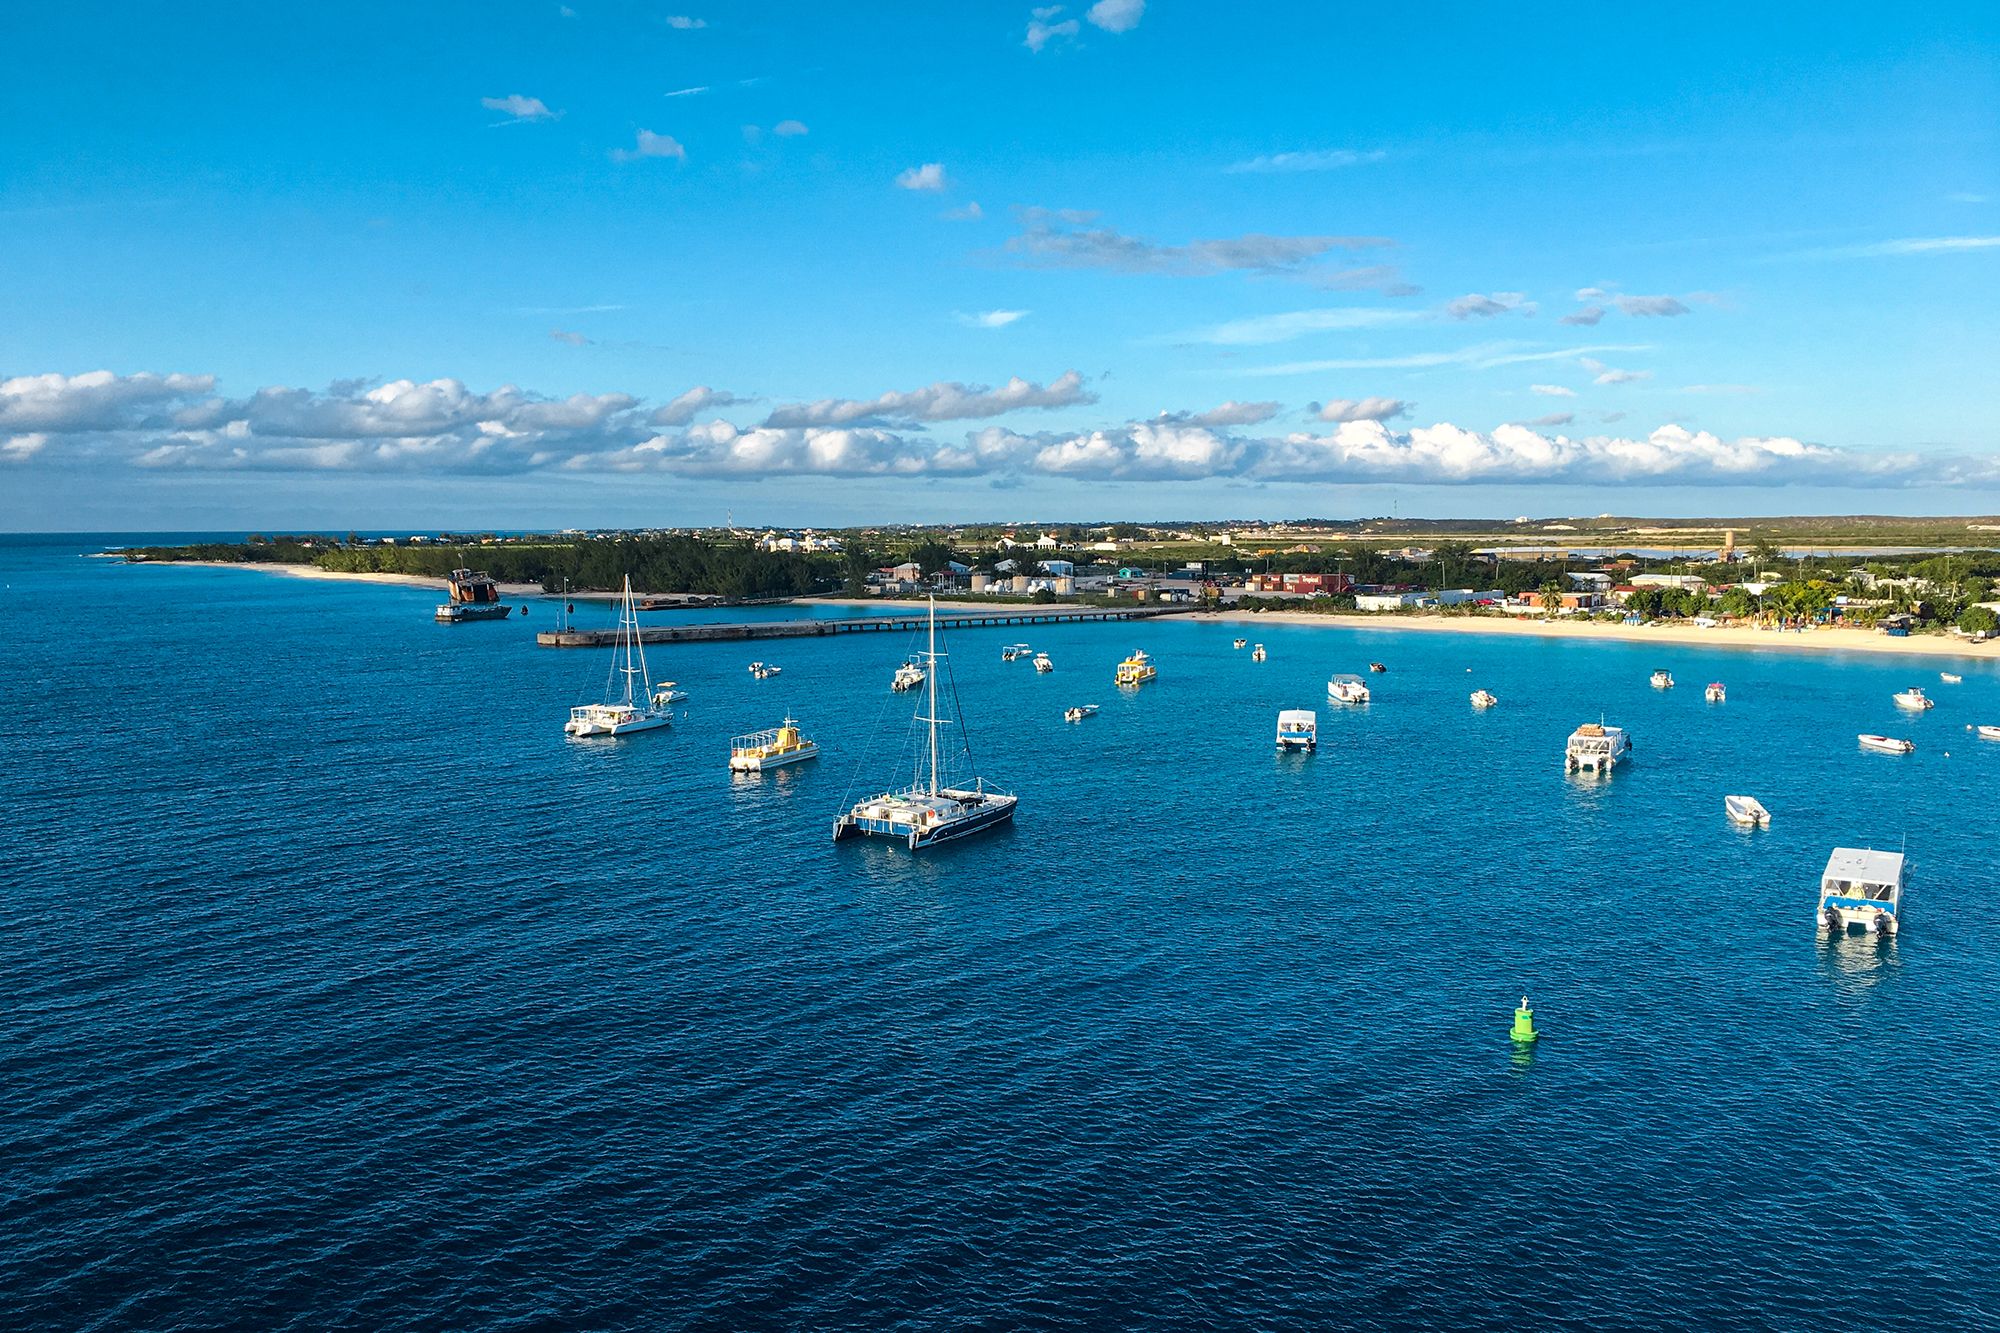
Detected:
left=5, top=534, right=2000, bottom=1330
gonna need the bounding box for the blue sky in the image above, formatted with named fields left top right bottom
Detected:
left=2, top=0, right=1997, bottom=529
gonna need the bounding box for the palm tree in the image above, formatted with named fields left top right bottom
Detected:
left=1539, top=581, right=1564, bottom=616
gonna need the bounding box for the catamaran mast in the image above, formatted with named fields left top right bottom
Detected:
left=926, top=595, right=939, bottom=794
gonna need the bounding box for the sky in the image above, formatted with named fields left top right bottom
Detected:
left=2, top=0, right=1997, bottom=531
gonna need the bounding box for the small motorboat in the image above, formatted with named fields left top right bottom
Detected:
left=1327, top=674, right=1371, bottom=705
left=1250, top=643, right=1267, bottom=661
left=1705, top=682, right=1726, bottom=703
left=1892, top=687, right=1934, bottom=710
left=1650, top=670, right=1675, bottom=689
left=1275, top=709, right=1318, bottom=752
left=1064, top=704, right=1099, bottom=723
left=1368, top=662, right=1387, bottom=673
left=1941, top=672, right=1964, bottom=684
left=1973, top=725, right=2000, bottom=741
left=1724, top=795, right=1771, bottom=828
left=891, top=659, right=925, bottom=692
left=1033, top=652, right=1053, bottom=673
left=1470, top=689, right=1498, bottom=708
left=1858, top=734, right=1916, bottom=755
left=651, top=682, right=690, bottom=708
left=749, top=661, right=782, bottom=679
left=1232, top=638, right=1247, bottom=649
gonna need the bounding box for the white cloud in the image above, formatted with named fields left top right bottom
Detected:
left=665, top=14, right=706, bottom=28
left=773, top=120, right=808, bottom=137
left=1560, top=305, right=1606, bottom=326
left=764, top=371, right=1093, bottom=428
left=1244, top=342, right=1649, bottom=377
left=1580, top=356, right=1650, bottom=386
left=942, top=201, right=985, bottom=221
left=481, top=94, right=557, bottom=122
left=1614, top=294, right=1690, bottom=317
left=1025, top=7, right=1081, bottom=51
left=548, top=329, right=591, bottom=346
left=1447, top=292, right=1535, bottom=320
left=895, top=162, right=948, bottom=192
left=1528, top=412, right=1574, bottom=428
left=1174, top=401, right=1282, bottom=428
left=1224, top=149, right=1385, bottom=174
left=3, top=433, right=49, bottom=459
left=1085, top=0, right=1145, bottom=33
left=1180, top=307, right=1418, bottom=346
left=958, top=309, right=1030, bottom=328
left=1305, top=264, right=1420, bottom=297
left=612, top=130, right=687, bottom=163
left=665, top=85, right=710, bottom=98
left=651, top=386, right=746, bottom=426
left=1008, top=207, right=1389, bottom=278
left=1311, top=397, right=1410, bottom=423
left=1796, top=235, right=2000, bottom=259
left=1530, top=384, right=1577, bottom=397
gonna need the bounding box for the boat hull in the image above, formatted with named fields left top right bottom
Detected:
left=832, top=793, right=1017, bottom=849
left=436, top=603, right=513, bottom=622
left=730, top=745, right=819, bottom=772
left=567, top=714, right=672, bottom=737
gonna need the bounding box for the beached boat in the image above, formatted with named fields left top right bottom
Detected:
left=1250, top=643, right=1267, bottom=662
left=1033, top=652, right=1053, bottom=673
left=1327, top=674, right=1370, bottom=705
left=1892, top=687, right=1934, bottom=710
left=565, top=576, right=673, bottom=737
left=1368, top=662, right=1387, bottom=673
left=891, top=659, right=925, bottom=692
left=1565, top=721, right=1631, bottom=773
left=1705, top=681, right=1726, bottom=703
left=1470, top=689, right=1498, bottom=708
left=1975, top=725, right=2000, bottom=741
left=1650, top=670, right=1674, bottom=689
left=1941, top=672, right=1964, bottom=684
left=1232, top=638, right=1247, bottom=649
left=1725, top=795, right=1771, bottom=827
left=1857, top=734, right=1915, bottom=755
left=1818, top=847, right=1903, bottom=936
left=1064, top=704, right=1099, bottom=723
left=1275, top=709, right=1317, bottom=752
left=435, top=568, right=513, bottom=622
left=730, top=717, right=819, bottom=772
left=833, top=598, right=1017, bottom=850
left=1115, top=650, right=1157, bottom=686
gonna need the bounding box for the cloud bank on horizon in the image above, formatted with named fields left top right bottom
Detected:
left=5, top=369, right=1987, bottom=490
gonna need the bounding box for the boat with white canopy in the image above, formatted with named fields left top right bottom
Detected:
left=1818, top=847, right=1903, bottom=936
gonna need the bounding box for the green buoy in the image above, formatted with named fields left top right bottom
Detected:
left=1510, top=996, right=1539, bottom=1043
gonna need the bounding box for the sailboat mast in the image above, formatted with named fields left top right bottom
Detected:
left=927, top=595, right=940, bottom=795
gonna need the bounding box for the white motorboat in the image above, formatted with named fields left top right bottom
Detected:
left=1650, top=670, right=1675, bottom=689
left=1724, top=795, right=1771, bottom=827
left=1857, top=733, right=1915, bottom=754
left=1974, top=725, right=2000, bottom=741
left=651, top=682, right=689, bottom=708
left=1233, top=638, right=1247, bottom=649
left=1892, top=687, right=1934, bottom=710
left=1705, top=681, right=1726, bottom=703
left=1327, top=674, right=1370, bottom=705
left=1565, top=721, right=1631, bottom=773
left=1250, top=643, right=1267, bottom=661
left=1033, top=652, right=1053, bottom=673
left=1276, top=709, right=1317, bottom=752
left=833, top=597, right=1018, bottom=850
left=729, top=718, right=820, bottom=771
left=1064, top=704, right=1099, bottom=723
left=565, top=575, right=674, bottom=738
left=891, top=659, right=925, bottom=692
left=1001, top=643, right=1032, bottom=662
left=1470, top=689, right=1498, bottom=708
left=1818, top=847, right=1903, bottom=936
left=1941, top=673, right=1964, bottom=684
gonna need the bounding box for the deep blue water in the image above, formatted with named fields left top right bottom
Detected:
left=5, top=533, right=2000, bottom=1331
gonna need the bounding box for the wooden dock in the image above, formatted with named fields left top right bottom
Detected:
left=535, top=604, right=1195, bottom=647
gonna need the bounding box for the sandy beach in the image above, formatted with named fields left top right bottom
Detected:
left=122, top=559, right=572, bottom=599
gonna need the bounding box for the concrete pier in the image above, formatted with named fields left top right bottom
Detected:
left=535, top=604, right=1195, bottom=647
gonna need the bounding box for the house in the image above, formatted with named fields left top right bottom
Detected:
left=887, top=561, right=924, bottom=581
left=1631, top=573, right=1708, bottom=591
left=1565, top=571, right=1613, bottom=591
left=1041, top=559, right=1076, bottom=576
left=1355, top=592, right=1426, bottom=611
left=1247, top=571, right=1353, bottom=596
left=1034, top=533, right=1062, bottom=550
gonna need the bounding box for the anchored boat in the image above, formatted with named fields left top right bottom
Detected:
left=1250, top=643, right=1267, bottom=661
left=1327, top=674, right=1370, bottom=705
left=1276, top=709, right=1318, bottom=752
left=833, top=597, right=1017, bottom=850
left=1470, top=689, right=1498, bottom=709
left=1705, top=681, right=1726, bottom=703
left=1818, top=847, right=1903, bottom=936
left=1976, top=725, right=2000, bottom=741
left=891, top=659, right=925, bottom=692
left=1063, top=704, right=1099, bottom=723
left=1724, top=794, right=1771, bottom=827
left=1565, top=721, right=1631, bottom=773
left=1650, top=670, right=1675, bottom=689
left=1892, top=687, right=1934, bottom=710
left=1034, top=652, right=1053, bottom=673
left=730, top=718, right=819, bottom=771
left=1941, top=672, right=1964, bottom=684
left=1232, top=638, right=1247, bottom=649
left=1857, top=733, right=1915, bottom=754
left=435, top=568, right=513, bottom=622
left=1115, top=650, right=1157, bottom=686
left=565, top=576, right=674, bottom=737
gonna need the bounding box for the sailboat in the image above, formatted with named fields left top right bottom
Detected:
left=564, top=575, right=676, bottom=737
left=833, top=597, right=1018, bottom=849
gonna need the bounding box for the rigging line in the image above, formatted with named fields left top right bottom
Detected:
left=835, top=616, right=929, bottom=809
left=943, top=622, right=983, bottom=786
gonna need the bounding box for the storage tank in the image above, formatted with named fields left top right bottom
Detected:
left=970, top=573, right=991, bottom=592
left=1053, top=576, right=1075, bottom=596
left=1011, top=575, right=1031, bottom=593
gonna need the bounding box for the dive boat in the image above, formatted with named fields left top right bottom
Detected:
left=1705, top=682, right=1726, bottom=703
left=565, top=576, right=674, bottom=737
left=435, top=568, right=513, bottom=622
left=1565, top=721, right=1631, bottom=773
left=1892, top=687, right=1934, bottom=710
left=1941, top=673, right=1964, bottom=684
left=1470, top=689, right=1498, bottom=708
left=1233, top=638, right=1248, bottom=649
left=730, top=718, right=819, bottom=771
left=833, top=598, right=1017, bottom=850
left=1327, top=674, right=1370, bottom=705
left=1724, top=795, right=1771, bottom=827
left=1857, top=734, right=1915, bottom=754
left=1250, top=643, right=1267, bottom=661
left=1115, top=650, right=1157, bottom=687
left=891, top=659, right=925, bottom=692
left=1818, top=847, right=1903, bottom=936
left=1034, top=652, right=1053, bottom=673
left=1275, top=709, right=1318, bottom=752
left=1064, top=704, right=1099, bottom=723
left=1650, top=670, right=1674, bottom=689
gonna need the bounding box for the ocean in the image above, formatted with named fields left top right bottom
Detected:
left=5, top=533, right=1999, bottom=1330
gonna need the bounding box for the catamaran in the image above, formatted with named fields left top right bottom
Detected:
left=1818, top=847, right=1903, bottom=936
left=1276, top=709, right=1317, bottom=752
left=565, top=575, right=674, bottom=737
left=1565, top=721, right=1631, bottom=773
left=833, top=598, right=1017, bottom=850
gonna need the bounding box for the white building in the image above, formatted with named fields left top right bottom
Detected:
left=1631, top=573, right=1708, bottom=591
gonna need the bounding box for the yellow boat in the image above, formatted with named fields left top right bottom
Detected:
left=729, top=718, right=820, bottom=771
left=1114, top=650, right=1157, bottom=687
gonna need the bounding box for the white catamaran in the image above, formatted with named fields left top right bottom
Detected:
left=564, top=575, right=676, bottom=738
left=833, top=598, right=1018, bottom=850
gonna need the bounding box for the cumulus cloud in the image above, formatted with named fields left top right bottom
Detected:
left=1447, top=292, right=1536, bottom=320
left=1310, top=397, right=1410, bottom=423
left=1560, top=305, right=1606, bottom=326
left=958, top=309, right=1030, bottom=328
left=764, top=371, right=1092, bottom=428
left=1085, top=0, right=1145, bottom=32
left=1224, top=148, right=1385, bottom=174
left=1530, top=384, right=1577, bottom=397
left=482, top=94, right=557, bottom=122
left=1025, top=6, right=1081, bottom=50
left=1008, top=207, right=1389, bottom=278
left=651, top=386, right=746, bottom=426
left=1581, top=356, right=1650, bottom=386
left=0, top=371, right=218, bottom=432
left=896, top=162, right=948, bottom=192
left=612, top=130, right=686, bottom=163
left=1173, top=401, right=1282, bottom=428
left=1614, top=294, right=1691, bottom=317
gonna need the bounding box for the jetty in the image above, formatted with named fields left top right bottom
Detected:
left=536, top=604, right=1193, bottom=647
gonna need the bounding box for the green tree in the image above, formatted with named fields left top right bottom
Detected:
left=1960, top=605, right=1999, bottom=636
left=1539, top=581, right=1564, bottom=615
